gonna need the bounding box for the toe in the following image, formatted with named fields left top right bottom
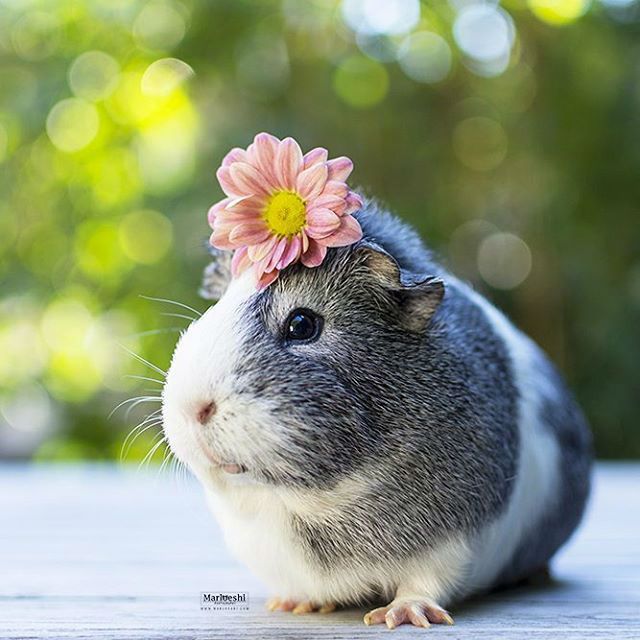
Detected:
left=385, top=606, right=409, bottom=630
left=292, top=601, right=314, bottom=614
left=363, top=605, right=390, bottom=626
left=423, top=603, right=454, bottom=625
left=407, top=603, right=431, bottom=628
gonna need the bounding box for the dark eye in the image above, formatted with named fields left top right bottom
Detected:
left=285, top=308, right=323, bottom=343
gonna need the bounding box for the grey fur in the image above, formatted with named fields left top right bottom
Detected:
left=198, top=200, right=592, bottom=603
left=200, top=245, right=232, bottom=300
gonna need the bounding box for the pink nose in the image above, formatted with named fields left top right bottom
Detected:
left=196, top=401, right=217, bottom=425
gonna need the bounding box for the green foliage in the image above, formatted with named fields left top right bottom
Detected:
left=0, top=0, right=638, bottom=461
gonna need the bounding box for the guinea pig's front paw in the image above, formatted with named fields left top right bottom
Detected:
left=363, top=597, right=454, bottom=630
left=266, top=597, right=336, bottom=615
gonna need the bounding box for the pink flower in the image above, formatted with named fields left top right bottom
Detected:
left=207, top=132, right=363, bottom=290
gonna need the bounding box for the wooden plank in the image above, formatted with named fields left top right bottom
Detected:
left=0, top=463, right=638, bottom=638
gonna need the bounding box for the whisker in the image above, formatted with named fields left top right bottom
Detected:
left=124, top=374, right=165, bottom=386
left=120, top=408, right=162, bottom=446
left=160, top=312, right=197, bottom=322
left=109, top=395, right=160, bottom=420
left=127, top=327, right=183, bottom=339
left=120, top=345, right=167, bottom=377
left=140, top=295, right=202, bottom=318
left=138, top=434, right=168, bottom=470
left=121, top=418, right=163, bottom=461
left=170, top=456, right=190, bottom=487
left=158, top=446, right=174, bottom=476
left=124, top=397, right=162, bottom=420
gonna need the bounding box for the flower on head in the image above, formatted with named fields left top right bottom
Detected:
left=207, top=132, right=363, bottom=290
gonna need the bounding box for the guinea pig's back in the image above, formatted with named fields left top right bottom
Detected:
left=493, top=348, right=593, bottom=587
left=445, top=275, right=593, bottom=594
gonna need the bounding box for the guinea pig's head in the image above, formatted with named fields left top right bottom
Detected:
left=161, top=234, right=444, bottom=492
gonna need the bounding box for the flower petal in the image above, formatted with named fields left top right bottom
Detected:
left=229, top=221, right=270, bottom=245
left=210, top=228, right=235, bottom=251
left=303, top=147, right=328, bottom=169
left=248, top=235, right=279, bottom=262
left=275, top=137, right=303, bottom=190
left=343, top=191, right=363, bottom=215
left=301, top=239, right=327, bottom=268
left=256, top=269, right=280, bottom=291
left=323, top=180, right=349, bottom=198
left=267, top=237, right=288, bottom=272
left=295, top=163, right=328, bottom=200
left=216, top=166, right=243, bottom=198
left=306, top=208, right=341, bottom=239
left=207, top=198, right=232, bottom=228
left=248, top=132, right=280, bottom=181
left=229, top=162, right=272, bottom=196
left=322, top=215, right=363, bottom=247
left=307, top=194, right=346, bottom=216
left=326, top=156, right=353, bottom=182
left=222, top=147, right=248, bottom=167
left=276, top=235, right=302, bottom=270
left=224, top=194, right=266, bottom=218
left=215, top=212, right=261, bottom=233
left=231, top=246, right=252, bottom=276
left=300, top=230, right=309, bottom=254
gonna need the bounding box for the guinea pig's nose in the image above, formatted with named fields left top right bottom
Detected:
left=196, top=401, right=217, bottom=425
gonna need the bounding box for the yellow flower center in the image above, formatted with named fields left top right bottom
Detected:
left=263, top=191, right=306, bottom=237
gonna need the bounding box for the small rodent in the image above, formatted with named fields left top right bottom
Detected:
left=162, top=202, right=592, bottom=629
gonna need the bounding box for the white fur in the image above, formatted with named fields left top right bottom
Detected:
left=162, top=269, right=258, bottom=482
left=206, top=468, right=472, bottom=606
left=450, top=278, right=561, bottom=595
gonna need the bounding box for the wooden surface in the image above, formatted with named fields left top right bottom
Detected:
left=1, top=462, right=638, bottom=639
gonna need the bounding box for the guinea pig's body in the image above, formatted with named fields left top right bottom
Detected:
left=162, top=205, right=592, bottom=628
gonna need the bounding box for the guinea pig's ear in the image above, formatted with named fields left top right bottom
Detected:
left=357, top=241, right=444, bottom=332
left=199, top=245, right=233, bottom=301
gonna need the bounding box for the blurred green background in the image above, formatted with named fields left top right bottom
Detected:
left=0, top=0, right=638, bottom=464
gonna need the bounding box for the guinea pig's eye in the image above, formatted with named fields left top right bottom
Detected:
left=285, top=308, right=323, bottom=343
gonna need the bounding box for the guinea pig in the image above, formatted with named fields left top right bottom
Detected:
left=161, top=202, right=592, bottom=629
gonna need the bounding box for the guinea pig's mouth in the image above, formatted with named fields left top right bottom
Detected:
left=195, top=432, right=247, bottom=475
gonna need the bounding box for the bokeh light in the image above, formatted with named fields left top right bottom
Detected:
left=333, top=55, right=389, bottom=107
left=452, top=116, right=508, bottom=171
left=46, top=98, right=100, bottom=153
left=453, top=4, right=515, bottom=77
left=528, top=0, right=592, bottom=25
left=132, top=0, right=187, bottom=51
left=10, top=11, right=59, bottom=61
left=1, top=384, right=55, bottom=435
left=0, top=314, right=47, bottom=388
left=68, top=51, right=120, bottom=101
left=398, top=32, right=452, bottom=84
left=141, top=58, right=195, bottom=97
left=235, top=30, right=290, bottom=98
left=356, top=33, right=402, bottom=63
left=448, top=220, right=500, bottom=282
left=74, top=220, right=133, bottom=280
left=119, top=210, right=174, bottom=265
left=477, top=232, right=532, bottom=290
left=341, top=0, right=421, bottom=36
